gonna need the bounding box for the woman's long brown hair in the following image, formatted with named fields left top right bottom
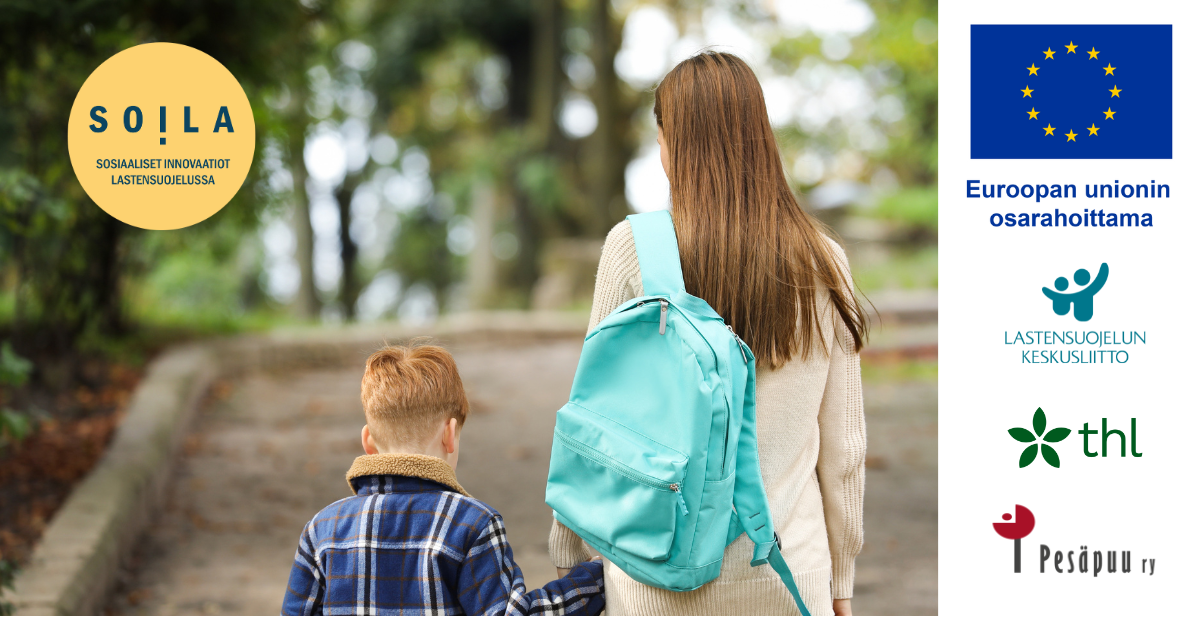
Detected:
left=654, top=52, right=868, bottom=369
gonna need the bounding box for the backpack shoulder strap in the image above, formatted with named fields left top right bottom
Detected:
left=732, top=363, right=812, bottom=616
left=626, top=211, right=685, bottom=297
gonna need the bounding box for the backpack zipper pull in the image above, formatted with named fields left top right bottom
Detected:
left=659, top=300, right=669, bottom=335
left=727, top=325, right=748, bottom=363
left=670, top=483, right=688, bottom=515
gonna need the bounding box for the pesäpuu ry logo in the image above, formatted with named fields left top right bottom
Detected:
left=1041, top=263, right=1108, bottom=321
left=1008, top=407, right=1071, bottom=467
left=994, top=505, right=1036, bottom=572
left=993, top=504, right=1156, bottom=576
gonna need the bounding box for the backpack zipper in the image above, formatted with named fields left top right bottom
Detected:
left=634, top=298, right=670, bottom=335
left=721, top=326, right=748, bottom=478
left=726, top=325, right=748, bottom=363
left=555, top=429, right=688, bottom=515
left=669, top=483, right=688, bottom=515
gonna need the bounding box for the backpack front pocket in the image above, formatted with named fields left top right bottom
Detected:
left=546, top=402, right=690, bottom=562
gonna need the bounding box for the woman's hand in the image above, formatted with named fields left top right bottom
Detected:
left=557, top=556, right=603, bottom=578
left=832, top=599, right=852, bottom=616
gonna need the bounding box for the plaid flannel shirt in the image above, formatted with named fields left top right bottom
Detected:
left=281, top=474, right=604, bottom=615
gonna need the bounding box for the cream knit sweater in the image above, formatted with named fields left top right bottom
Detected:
left=548, top=220, right=866, bottom=616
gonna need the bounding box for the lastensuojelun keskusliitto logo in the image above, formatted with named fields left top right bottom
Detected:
left=1002, top=263, right=1149, bottom=364
left=68, top=42, right=255, bottom=230
left=1006, top=407, right=1142, bottom=469
left=994, top=505, right=1156, bottom=576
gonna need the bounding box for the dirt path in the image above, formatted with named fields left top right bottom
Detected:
left=107, top=337, right=936, bottom=615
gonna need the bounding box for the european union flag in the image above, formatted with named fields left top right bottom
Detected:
left=971, top=25, right=1172, bottom=159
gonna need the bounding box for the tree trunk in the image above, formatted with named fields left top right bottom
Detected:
left=511, top=0, right=565, bottom=300
left=585, top=0, right=630, bottom=235
left=529, top=0, right=565, bottom=150
left=288, top=109, right=320, bottom=319
left=336, top=175, right=361, bottom=320
left=94, top=212, right=124, bottom=335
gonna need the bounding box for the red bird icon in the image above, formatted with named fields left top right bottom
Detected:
left=994, top=505, right=1036, bottom=572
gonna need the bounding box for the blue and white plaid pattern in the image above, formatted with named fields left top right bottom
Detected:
left=282, top=475, right=604, bottom=615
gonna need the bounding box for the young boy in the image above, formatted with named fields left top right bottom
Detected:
left=281, top=344, right=604, bottom=615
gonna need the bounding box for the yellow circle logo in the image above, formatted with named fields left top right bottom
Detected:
left=68, top=43, right=255, bottom=230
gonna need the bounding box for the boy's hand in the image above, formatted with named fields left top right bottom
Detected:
left=556, top=555, right=602, bottom=579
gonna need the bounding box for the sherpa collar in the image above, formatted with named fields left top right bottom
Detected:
left=345, top=453, right=469, bottom=496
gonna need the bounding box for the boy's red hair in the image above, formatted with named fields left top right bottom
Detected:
left=361, top=344, right=469, bottom=447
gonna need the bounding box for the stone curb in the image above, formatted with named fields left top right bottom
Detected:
left=7, top=345, right=218, bottom=615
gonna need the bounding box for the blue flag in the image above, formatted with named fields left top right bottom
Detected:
left=970, top=25, right=1172, bottom=159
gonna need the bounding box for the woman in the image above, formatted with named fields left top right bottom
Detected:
left=549, top=52, right=868, bottom=616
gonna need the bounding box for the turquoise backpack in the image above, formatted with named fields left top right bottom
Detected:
left=545, top=210, right=810, bottom=615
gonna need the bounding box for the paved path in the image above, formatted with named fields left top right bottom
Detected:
left=108, top=337, right=936, bottom=615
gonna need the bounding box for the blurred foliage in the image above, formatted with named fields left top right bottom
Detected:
left=130, top=254, right=259, bottom=332
left=852, top=246, right=937, bottom=292
left=765, top=0, right=937, bottom=186
left=0, top=557, right=15, bottom=614
left=391, top=209, right=458, bottom=309
left=766, top=0, right=937, bottom=251
left=871, top=186, right=938, bottom=232
left=0, top=0, right=937, bottom=358
left=357, top=0, right=637, bottom=309
left=0, top=341, right=33, bottom=451
left=860, top=0, right=938, bottom=185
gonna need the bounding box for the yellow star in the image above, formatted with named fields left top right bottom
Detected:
left=1087, top=47, right=1099, bottom=59
left=1027, top=107, right=1040, bottom=119
left=1043, top=123, right=1056, bottom=136
left=1043, top=47, right=1056, bottom=59
left=1103, top=107, right=1116, bottom=119
left=1021, top=85, right=1034, bottom=97
left=1103, top=63, right=1116, bottom=75
left=1065, top=41, right=1078, bottom=53
left=1087, top=124, right=1100, bottom=136
left=1065, top=129, right=1078, bottom=142
left=1109, top=84, right=1121, bottom=98
left=1027, top=63, right=1040, bottom=75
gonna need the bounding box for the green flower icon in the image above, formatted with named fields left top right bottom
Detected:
left=1009, top=407, right=1071, bottom=468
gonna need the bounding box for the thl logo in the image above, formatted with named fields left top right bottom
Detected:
left=1008, top=407, right=1142, bottom=468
